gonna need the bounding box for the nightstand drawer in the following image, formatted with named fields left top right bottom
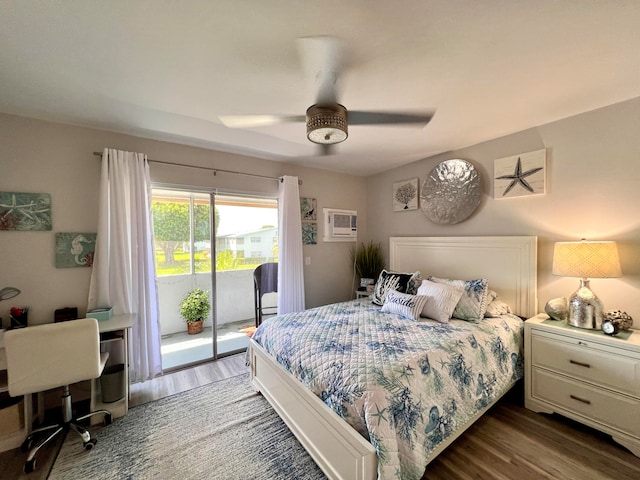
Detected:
left=532, top=368, right=640, bottom=438
left=531, top=333, right=640, bottom=397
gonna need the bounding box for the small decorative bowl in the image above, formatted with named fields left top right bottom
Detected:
left=545, top=297, right=568, bottom=321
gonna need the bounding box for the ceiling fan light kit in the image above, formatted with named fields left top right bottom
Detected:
left=220, top=36, right=433, bottom=151
left=306, top=104, right=348, bottom=145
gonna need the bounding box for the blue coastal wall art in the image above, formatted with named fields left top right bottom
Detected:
left=0, top=191, right=52, bottom=230
left=56, top=232, right=97, bottom=268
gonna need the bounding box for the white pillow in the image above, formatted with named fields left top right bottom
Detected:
left=416, top=279, right=464, bottom=323
left=484, top=299, right=512, bottom=317
left=381, top=289, right=429, bottom=321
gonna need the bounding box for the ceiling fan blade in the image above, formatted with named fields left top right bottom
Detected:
left=348, top=110, right=435, bottom=126
left=219, top=114, right=306, bottom=128
left=297, top=36, right=345, bottom=105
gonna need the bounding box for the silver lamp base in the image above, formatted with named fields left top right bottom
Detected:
left=567, top=278, right=603, bottom=329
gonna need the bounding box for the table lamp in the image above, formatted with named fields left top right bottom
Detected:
left=552, top=240, right=621, bottom=329
left=0, top=286, right=21, bottom=330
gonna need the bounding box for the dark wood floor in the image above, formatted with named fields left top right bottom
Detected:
left=1, top=355, right=639, bottom=480
left=423, top=386, right=640, bottom=479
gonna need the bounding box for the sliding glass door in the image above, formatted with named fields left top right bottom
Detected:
left=214, top=194, right=278, bottom=356
left=151, top=188, right=277, bottom=370
left=152, top=189, right=214, bottom=369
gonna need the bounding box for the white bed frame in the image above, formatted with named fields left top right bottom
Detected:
left=248, top=236, right=538, bottom=480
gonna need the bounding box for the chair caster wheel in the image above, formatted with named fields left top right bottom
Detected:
left=104, top=413, right=112, bottom=426
left=84, top=438, right=97, bottom=450
left=24, top=458, right=36, bottom=473
left=20, top=437, right=34, bottom=452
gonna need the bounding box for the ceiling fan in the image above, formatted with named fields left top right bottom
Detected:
left=219, top=36, right=435, bottom=152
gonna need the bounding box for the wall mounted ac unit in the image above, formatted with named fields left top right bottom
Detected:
left=323, top=208, right=357, bottom=242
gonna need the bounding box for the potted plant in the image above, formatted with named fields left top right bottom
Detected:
left=179, top=288, right=211, bottom=335
left=351, top=241, right=385, bottom=291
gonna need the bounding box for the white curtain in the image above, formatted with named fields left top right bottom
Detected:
left=88, top=148, right=162, bottom=383
left=277, top=176, right=305, bottom=314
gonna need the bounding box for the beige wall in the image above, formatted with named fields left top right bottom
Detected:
left=3, top=97, right=639, bottom=327
left=367, top=97, right=640, bottom=322
left=0, top=113, right=366, bottom=326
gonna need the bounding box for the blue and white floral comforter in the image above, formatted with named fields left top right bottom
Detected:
left=253, top=299, right=524, bottom=480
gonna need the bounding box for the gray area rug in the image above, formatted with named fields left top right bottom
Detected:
left=49, top=373, right=327, bottom=479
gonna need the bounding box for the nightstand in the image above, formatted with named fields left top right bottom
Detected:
left=355, top=290, right=371, bottom=299
left=525, top=313, right=640, bottom=457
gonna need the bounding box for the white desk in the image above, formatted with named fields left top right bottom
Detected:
left=91, top=314, right=135, bottom=424
left=0, top=313, right=134, bottom=451
left=0, top=329, right=34, bottom=452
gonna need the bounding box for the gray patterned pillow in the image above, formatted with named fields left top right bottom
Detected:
left=428, top=276, right=490, bottom=321
left=371, top=269, right=421, bottom=306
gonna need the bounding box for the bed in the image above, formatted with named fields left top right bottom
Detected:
left=248, top=236, right=537, bottom=480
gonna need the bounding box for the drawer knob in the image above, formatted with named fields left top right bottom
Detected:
left=569, top=359, right=591, bottom=368
left=570, top=394, right=592, bottom=405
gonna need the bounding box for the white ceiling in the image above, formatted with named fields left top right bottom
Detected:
left=2, top=1, right=640, bottom=176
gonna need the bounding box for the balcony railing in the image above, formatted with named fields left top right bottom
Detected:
left=157, top=269, right=274, bottom=336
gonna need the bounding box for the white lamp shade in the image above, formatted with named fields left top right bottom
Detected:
left=552, top=241, right=621, bottom=278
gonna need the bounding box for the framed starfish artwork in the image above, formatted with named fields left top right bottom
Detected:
left=0, top=191, right=52, bottom=230
left=493, top=148, right=546, bottom=199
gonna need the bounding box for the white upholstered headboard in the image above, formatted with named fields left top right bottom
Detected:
left=389, top=236, right=538, bottom=318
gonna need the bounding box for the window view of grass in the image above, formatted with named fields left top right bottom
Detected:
left=151, top=191, right=278, bottom=277
left=154, top=248, right=266, bottom=275
left=154, top=250, right=208, bottom=275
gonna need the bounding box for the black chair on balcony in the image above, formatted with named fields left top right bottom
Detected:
left=253, top=262, right=278, bottom=327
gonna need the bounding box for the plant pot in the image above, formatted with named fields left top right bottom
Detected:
left=187, top=320, right=203, bottom=335
left=360, top=277, right=375, bottom=289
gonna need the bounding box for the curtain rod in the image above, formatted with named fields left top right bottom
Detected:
left=92, top=152, right=302, bottom=184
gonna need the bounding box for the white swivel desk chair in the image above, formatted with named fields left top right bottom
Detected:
left=5, top=318, right=112, bottom=473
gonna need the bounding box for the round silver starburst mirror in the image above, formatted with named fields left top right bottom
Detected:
left=420, top=159, right=482, bottom=224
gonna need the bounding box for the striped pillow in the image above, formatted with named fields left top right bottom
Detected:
left=380, top=289, right=429, bottom=321
left=416, top=279, right=464, bottom=323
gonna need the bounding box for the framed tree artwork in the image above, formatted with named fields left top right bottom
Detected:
left=393, top=178, right=419, bottom=211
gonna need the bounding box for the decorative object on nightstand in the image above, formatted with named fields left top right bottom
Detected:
left=544, top=297, right=568, bottom=321
left=552, top=239, right=621, bottom=330
left=602, top=310, right=633, bottom=336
